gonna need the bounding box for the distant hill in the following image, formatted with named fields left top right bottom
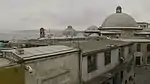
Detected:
left=13, top=29, right=64, bottom=37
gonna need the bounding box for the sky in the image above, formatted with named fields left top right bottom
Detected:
left=0, top=0, right=149, bottom=30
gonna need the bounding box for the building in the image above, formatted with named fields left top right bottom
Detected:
left=0, top=52, right=25, bottom=84
left=1, top=37, right=136, bottom=84
left=56, top=38, right=135, bottom=84
left=137, top=22, right=149, bottom=28
left=2, top=45, right=80, bottom=84
left=86, top=6, right=150, bottom=66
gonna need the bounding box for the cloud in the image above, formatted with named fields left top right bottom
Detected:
left=0, top=0, right=149, bottom=30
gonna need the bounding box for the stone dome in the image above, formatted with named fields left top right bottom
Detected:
left=63, top=26, right=77, bottom=37
left=102, top=13, right=138, bottom=27
left=87, top=25, right=98, bottom=30
left=102, top=6, right=138, bottom=28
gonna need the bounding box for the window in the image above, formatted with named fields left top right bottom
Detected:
left=147, top=44, right=150, bottom=51
left=121, top=71, right=124, bottom=82
left=87, top=54, right=97, bottom=73
left=147, top=56, right=150, bottom=64
left=136, top=57, right=141, bottom=65
left=137, top=44, right=141, bottom=52
left=143, top=25, right=146, bottom=28
left=104, top=50, right=111, bottom=65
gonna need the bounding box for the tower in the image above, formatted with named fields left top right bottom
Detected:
left=40, top=28, right=45, bottom=38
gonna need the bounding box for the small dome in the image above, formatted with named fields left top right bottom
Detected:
left=63, top=26, right=77, bottom=37
left=116, top=6, right=122, bottom=13
left=86, top=25, right=98, bottom=30
left=102, top=13, right=138, bottom=27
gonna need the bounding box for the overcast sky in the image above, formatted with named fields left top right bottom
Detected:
left=0, top=0, right=149, bottom=30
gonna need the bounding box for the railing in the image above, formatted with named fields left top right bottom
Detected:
left=3, top=52, right=22, bottom=63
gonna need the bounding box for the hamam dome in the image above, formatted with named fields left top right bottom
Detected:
left=102, top=13, right=138, bottom=27
left=86, top=25, right=98, bottom=30
left=63, top=26, right=77, bottom=37
left=101, top=6, right=140, bottom=30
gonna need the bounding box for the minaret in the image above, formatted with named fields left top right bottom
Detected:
left=116, top=6, right=122, bottom=13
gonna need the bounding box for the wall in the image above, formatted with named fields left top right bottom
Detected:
left=24, top=52, right=79, bottom=84
left=134, top=43, right=150, bottom=65
left=121, top=30, right=134, bottom=38
left=122, top=45, right=135, bottom=84
left=0, top=64, right=25, bottom=84
left=82, top=45, right=135, bottom=84
left=82, top=49, right=119, bottom=82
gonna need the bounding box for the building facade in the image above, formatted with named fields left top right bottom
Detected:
left=2, top=45, right=80, bottom=84
left=0, top=52, right=25, bottom=84
left=80, top=40, right=134, bottom=84
left=86, top=6, right=150, bottom=66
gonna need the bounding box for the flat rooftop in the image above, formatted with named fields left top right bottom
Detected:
left=57, top=39, right=132, bottom=54
left=2, top=45, right=78, bottom=61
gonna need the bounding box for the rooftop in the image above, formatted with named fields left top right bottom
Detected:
left=113, top=38, right=150, bottom=42
left=57, top=39, right=132, bottom=55
left=2, top=45, right=78, bottom=61
left=0, top=58, right=11, bottom=67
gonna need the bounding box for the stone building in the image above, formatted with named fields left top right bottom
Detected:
left=87, top=6, right=150, bottom=66
left=57, top=38, right=135, bottom=84
left=2, top=37, right=136, bottom=84
left=0, top=52, right=25, bottom=84
left=2, top=45, right=80, bottom=84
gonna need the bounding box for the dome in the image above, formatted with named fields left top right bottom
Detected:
left=87, top=25, right=98, bottom=30
left=101, top=6, right=138, bottom=29
left=102, top=13, right=138, bottom=27
left=63, top=26, right=77, bottom=37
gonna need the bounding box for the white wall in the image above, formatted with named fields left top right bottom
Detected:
left=82, top=46, right=135, bottom=84
left=82, top=49, right=119, bottom=82
left=25, top=52, right=79, bottom=84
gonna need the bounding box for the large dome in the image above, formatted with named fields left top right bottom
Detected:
left=102, top=13, right=138, bottom=27
left=101, top=6, right=138, bottom=28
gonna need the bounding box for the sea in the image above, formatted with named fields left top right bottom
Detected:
left=0, top=29, right=63, bottom=40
